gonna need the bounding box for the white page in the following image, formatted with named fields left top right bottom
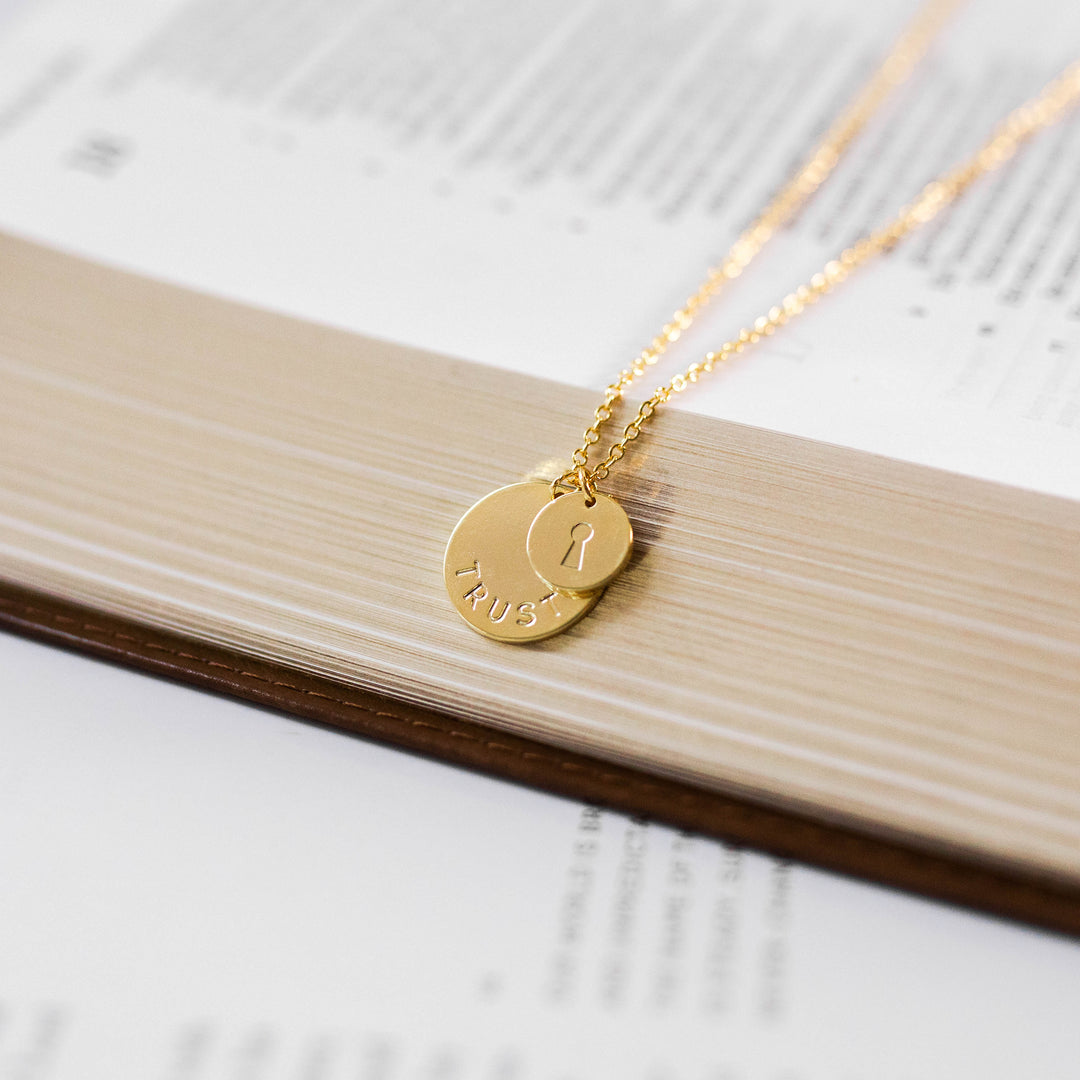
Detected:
left=0, top=0, right=1078, bottom=497
left=1, top=629, right=1079, bottom=1080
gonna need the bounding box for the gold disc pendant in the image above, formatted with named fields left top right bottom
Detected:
left=526, top=489, right=633, bottom=596
left=444, top=483, right=600, bottom=642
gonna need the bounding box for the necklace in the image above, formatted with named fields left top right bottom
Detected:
left=444, top=3, right=1080, bottom=643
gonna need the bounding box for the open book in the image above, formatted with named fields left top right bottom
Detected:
left=1, top=0, right=1079, bottom=933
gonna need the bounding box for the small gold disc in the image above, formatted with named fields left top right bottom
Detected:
left=444, top=483, right=600, bottom=643
left=526, top=489, right=633, bottom=596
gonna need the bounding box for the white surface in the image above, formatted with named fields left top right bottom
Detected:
left=2, top=630, right=1079, bottom=1079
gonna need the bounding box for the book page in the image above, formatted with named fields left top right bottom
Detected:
left=0, top=0, right=1078, bottom=496
left=2, top=629, right=1079, bottom=1080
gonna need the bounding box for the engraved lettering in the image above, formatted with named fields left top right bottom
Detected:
left=462, top=582, right=488, bottom=609
left=561, top=522, right=595, bottom=571
left=540, top=592, right=562, bottom=618
left=455, top=561, right=480, bottom=578
left=487, top=598, right=511, bottom=623
left=516, top=602, right=537, bottom=628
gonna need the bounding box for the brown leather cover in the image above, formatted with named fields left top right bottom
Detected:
left=3, top=578, right=1079, bottom=938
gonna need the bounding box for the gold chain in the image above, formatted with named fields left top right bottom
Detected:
left=560, top=0, right=962, bottom=488
left=561, top=7, right=1080, bottom=490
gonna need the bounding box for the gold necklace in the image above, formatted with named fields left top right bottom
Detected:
left=444, top=2, right=1080, bottom=643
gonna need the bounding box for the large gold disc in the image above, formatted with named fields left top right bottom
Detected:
left=444, top=483, right=600, bottom=642
left=526, top=489, right=633, bottom=596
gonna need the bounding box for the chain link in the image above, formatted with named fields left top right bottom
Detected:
left=560, top=3, right=1080, bottom=491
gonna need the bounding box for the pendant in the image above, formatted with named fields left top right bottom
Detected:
left=444, top=481, right=634, bottom=642
left=526, top=488, right=633, bottom=596
left=443, top=483, right=600, bottom=642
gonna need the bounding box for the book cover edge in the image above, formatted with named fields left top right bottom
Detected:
left=3, top=578, right=1078, bottom=939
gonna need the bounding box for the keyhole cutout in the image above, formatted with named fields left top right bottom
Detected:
left=561, top=522, right=595, bottom=571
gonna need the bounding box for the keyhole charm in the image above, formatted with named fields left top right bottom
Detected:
left=561, top=522, right=595, bottom=571
left=527, top=489, right=633, bottom=596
